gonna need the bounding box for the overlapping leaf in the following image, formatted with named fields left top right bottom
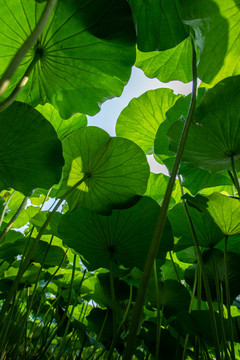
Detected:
left=116, top=88, right=182, bottom=155
left=184, top=192, right=240, bottom=236
left=135, top=37, right=192, bottom=83
left=168, top=203, right=224, bottom=251
left=168, top=76, right=240, bottom=173
left=57, top=196, right=173, bottom=271
left=0, top=0, right=136, bottom=118
left=57, top=126, right=150, bottom=213
left=36, top=104, right=87, bottom=140
left=0, top=102, right=63, bottom=195
left=128, top=0, right=188, bottom=51
left=180, top=0, right=240, bottom=85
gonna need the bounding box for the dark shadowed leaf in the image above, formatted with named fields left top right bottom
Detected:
left=180, top=0, right=240, bottom=85
left=147, top=279, right=191, bottom=318
left=1, top=0, right=136, bottom=118
left=185, top=249, right=240, bottom=303
left=128, top=0, right=188, bottom=51
left=36, top=104, right=87, bottom=140
left=57, top=197, right=173, bottom=271
left=168, top=203, right=224, bottom=251
left=0, top=102, right=63, bottom=195
left=57, top=126, right=150, bottom=213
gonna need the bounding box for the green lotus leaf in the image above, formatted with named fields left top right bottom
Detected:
left=154, top=88, right=206, bottom=172
left=185, top=249, right=240, bottom=303
left=135, top=37, right=192, bottom=83
left=184, top=192, right=240, bottom=236
left=116, top=88, right=182, bottom=155
left=180, top=0, right=240, bottom=85
left=57, top=126, right=150, bottom=214
left=144, top=173, right=181, bottom=208
left=128, top=0, right=188, bottom=51
left=30, top=211, right=62, bottom=236
left=81, top=272, right=130, bottom=309
left=178, top=164, right=233, bottom=195
left=0, top=102, right=63, bottom=195
left=1, top=0, right=136, bottom=118
left=168, top=203, right=224, bottom=251
left=147, top=279, right=191, bottom=318
left=140, top=322, right=184, bottom=360
left=36, top=104, right=87, bottom=140
left=168, top=76, right=240, bottom=172
left=0, top=237, right=67, bottom=267
left=57, top=196, right=173, bottom=271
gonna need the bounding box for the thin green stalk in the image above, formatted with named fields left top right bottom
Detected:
left=106, top=263, right=118, bottom=360
left=123, top=36, right=198, bottom=360
left=36, top=255, right=77, bottom=360
left=182, top=262, right=199, bottom=360
left=0, top=191, right=15, bottom=228
left=12, top=236, right=54, bottom=358
left=213, top=252, right=229, bottom=360
left=181, top=190, right=221, bottom=360
left=224, top=235, right=236, bottom=360
left=0, top=53, right=41, bottom=112
left=54, top=255, right=79, bottom=360
left=0, top=173, right=90, bottom=322
left=0, top=0, right=57, bottom=97
left=230, top=156, right=240, bottom=197
left=86, top=311, right=108, bottom=360
left=0, top=196, right=29, bottom=243
left=169, top=251, right=181, bottom=282
left=153, top=260, right=161, bottom=360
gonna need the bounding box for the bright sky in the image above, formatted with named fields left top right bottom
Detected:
left=87, top=66, right=193, bottom=174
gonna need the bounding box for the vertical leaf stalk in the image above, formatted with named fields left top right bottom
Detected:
left=123, top=36, right=198, bottom=360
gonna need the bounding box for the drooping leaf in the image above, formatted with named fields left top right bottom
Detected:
left=57, top=196, right=173, bottom=271
left=57, top=126, right=150, bottom=214
left=135, top=37, right=192, bottom=83
left=36, top=104, right=87, bottom=140
left=168, top=76, right=240, bottom=173
left=184, top=192, right=240, bottom=236
left=128, top=0, right=188, bottom=51
left=180, top=0, right=240, bottom=85
left=116, top=88, right=182, bottom=155
left=0, top=102, right=63, bottom=195
left=168, top=203, right=224, bottom=251
left=1, top=0, right=136, bottom=118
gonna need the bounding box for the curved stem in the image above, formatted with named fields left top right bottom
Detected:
left=0, top=174, right=90, bottom=321
left=0, top=0, right=57, bottom=97
left=123, top=36, right=198, bottom=360
left=0, top=195, right=29, bottom=243
left=0, top=53, right=41, bottom=112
